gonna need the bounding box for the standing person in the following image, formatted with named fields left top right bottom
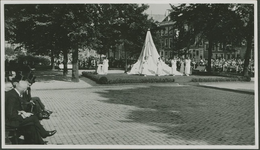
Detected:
left=156, top=57, right=163, bottom=76
left=185, top=56, right=191, bottom=76
left=103, top=57, right=109, bottom=75
left=141, top=56, right=149, bottom=77
left=5, top=80, right=57, bottom=144
left=171, top=57, right=177, bottom=76
left=179, top=56, right=185, bottom=74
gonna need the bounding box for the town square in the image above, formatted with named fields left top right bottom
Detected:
left=2, top=1, right=257, bottom=149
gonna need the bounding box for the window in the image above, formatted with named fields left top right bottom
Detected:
left=227, top=54, right=230, bottom=59
left=165, top=39, right=168, bottom=48
left=165, top=27, right=169, bottom=35
left=169, top=38, right=173, bottom=48
left=199, top=40, right=203, bottom=46
left=206, top=44, right=209, bottom=50
left=165, top=52, right=168, bottom=56
left=184, top=24, right=188, bottom=31
left=161, top=29, right=164, bottom=36
left=169, top=26, right=173, bottom=35
left=196, top=51, right=199, bottom=56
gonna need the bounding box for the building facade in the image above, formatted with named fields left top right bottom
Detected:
left=157, top=10, right=250, bottom=62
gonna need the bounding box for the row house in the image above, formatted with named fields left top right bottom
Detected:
left=157, top=10, right=250, bottom=61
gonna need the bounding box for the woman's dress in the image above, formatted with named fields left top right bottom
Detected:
left=180, top=60, right=185, bottom=74
left=185, top=59, right=191, bottom=75
left=157, top=60, right=162, bottom=76
left=171, top=60, right=177, bottom=73
left=103, top=59, right=109, bottom=74
left=141, top=61, right=149, bottom=75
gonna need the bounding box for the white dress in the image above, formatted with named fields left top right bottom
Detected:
left=141, top=61, right=149, bottom=75
left=103, top=59, right=109, bottom=74
left=180, top=60, right=185, bottom=74
left=171, top=59, right=177, bottom=74
left=185, top=59, right=191, bottom=75
left=157, top=60, right=162, bottom=76
left=97, top=64, right=104, bottom=74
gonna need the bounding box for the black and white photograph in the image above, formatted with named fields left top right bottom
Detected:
left=1, top=0, right=258, bottom=149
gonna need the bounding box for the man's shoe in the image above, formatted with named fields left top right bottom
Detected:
left=44, top=130, right=57, bottom=138
left=46, top=110, right=53, bottom=115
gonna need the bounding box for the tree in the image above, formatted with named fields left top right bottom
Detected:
left=232, top=4, right=254, bottom=76
left=5, top=4, right=101, bottom=81
left=170, top=4, right=244, bottom=73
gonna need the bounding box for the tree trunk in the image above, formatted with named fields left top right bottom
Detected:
left=51, top=49, right=55, bottom=70
left=63, top=50, right=68, bottom=76
left=243, top=36, right=253, bottom=77
left=124, top=43, right=128, bottom=73
left=72, top=46, right=79, bottom=82
left=207, top=40, right=213, bottom=74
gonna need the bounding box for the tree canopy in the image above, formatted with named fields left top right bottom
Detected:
left=169, top=3, right=254, bottom=74
left=5, top=4, right=157, bottom=81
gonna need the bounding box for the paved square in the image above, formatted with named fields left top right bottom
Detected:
left=31, top=84, right=255, bottom=145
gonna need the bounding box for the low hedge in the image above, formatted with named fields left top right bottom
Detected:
left=82, top=72, right=175, bottom=84
left=82, top=71, right=250, bottom=84
left=191, top=76, right=251, bottom=82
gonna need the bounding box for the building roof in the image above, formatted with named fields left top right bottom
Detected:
left=147, top=14, right=166, bottom=22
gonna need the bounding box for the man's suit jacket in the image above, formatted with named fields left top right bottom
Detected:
left=5, top=89, right=24, bottom=127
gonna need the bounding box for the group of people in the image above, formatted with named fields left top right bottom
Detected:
left=139, top=56, right=191, bottom=76
left=5, top=69, right=56, bottom=144
left=171, top=56, right=191, bottom=76
left=210, top=58, right=254, bottom=73
left=190, top=57, right=254, bottom=74
left=96, top=57, right=109, bottom=75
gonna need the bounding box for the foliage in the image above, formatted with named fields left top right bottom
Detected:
left=5, top=4, right=156, bottom=81
left=169, top=4, right=249, bottom=73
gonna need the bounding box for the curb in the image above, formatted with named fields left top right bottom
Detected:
left=196, top=84, right=254, bottom=95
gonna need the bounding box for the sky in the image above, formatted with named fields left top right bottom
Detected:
left=144, top=4, right=172, bottom=15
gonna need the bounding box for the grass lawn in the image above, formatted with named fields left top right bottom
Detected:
left=96, top=85, right=255, bottom=145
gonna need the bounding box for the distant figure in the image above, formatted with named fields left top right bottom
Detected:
left=185, top=56, right=191, bottom=76
left=103, top=57, right=109, bottom=75
left=157, top=57, right=163, bottom=76
left=97, top=59, right=103, bottom=74
left=171, top=57, right=177, bottom=76
left=141, top=56, right=149, bottom=76
left=179, top=57, right=185, bottom=74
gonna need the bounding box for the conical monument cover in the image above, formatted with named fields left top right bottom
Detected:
left=127, top=30, right=173, bottom=76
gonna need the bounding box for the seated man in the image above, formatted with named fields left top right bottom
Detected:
left=12, top=72, right=52, bottom=120
left=5, top=80, right=57, bottom=144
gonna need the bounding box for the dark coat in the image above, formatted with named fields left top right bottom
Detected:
left=5, top=89, right=46, bottom=144
left=5, top=89, right=24, bottom=127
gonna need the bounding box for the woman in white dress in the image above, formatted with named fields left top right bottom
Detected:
left=157, top=57, right=163, bottom=76
left=97, top=59, right=104, bottom=74
left=185, top=56, right=191, bottom=76
left=171, top=57, right=177, bottom=76
left=141, top=56, right=149, bottom=76
left=179, top=58, right=185, bottom=74
left=102, top=57, right=109, bottom=75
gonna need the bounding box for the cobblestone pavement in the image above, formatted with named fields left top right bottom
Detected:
left=30, top=82, right=256, bottom=147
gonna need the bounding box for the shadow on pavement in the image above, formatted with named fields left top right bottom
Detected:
left=95, top=85, right=255, bottom=145
left=33, top=70, right=74, bottom=82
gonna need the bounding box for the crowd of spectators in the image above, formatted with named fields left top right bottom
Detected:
left=191, top=58, right=254, bottom=74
